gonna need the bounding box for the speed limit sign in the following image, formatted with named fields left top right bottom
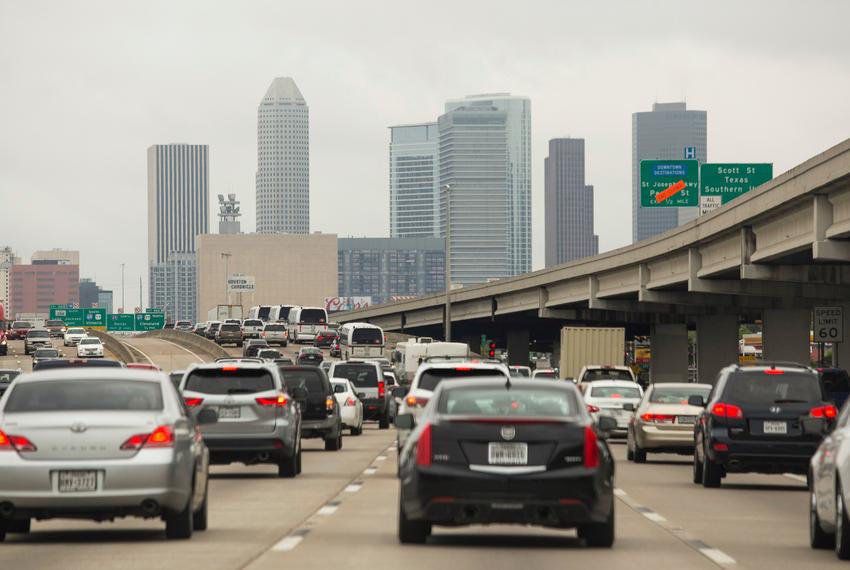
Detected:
left=814, top=306, right=843, bottom=343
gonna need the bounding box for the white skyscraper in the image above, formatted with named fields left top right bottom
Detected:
left=256, top=77, right=310, bottom=234
left=389, top=122, right=440, bottom=238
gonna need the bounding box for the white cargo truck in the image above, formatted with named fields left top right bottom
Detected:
left=559, top=326, right=626, bottom=381
left=391, top=339, right=471, bottom=385
left=207, top=305, right=244, bottom=322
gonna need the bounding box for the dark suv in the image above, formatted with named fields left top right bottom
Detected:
left=215, top=323, right=244, bottom=347
left=692, top=362, right=836, bottom=487
left=329, top=360, right=390, bottom=429
left=278, top=366, right=342, bottom=451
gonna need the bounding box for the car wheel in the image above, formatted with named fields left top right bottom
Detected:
left=165, top=497, right=194, bottom=539
left=324, top=435, right=342, bottom=451
left=693, top=449, right=704, bottom=484
left=379, top=413, right=390, bottom=430
left=578, top=502, right=614, bottom=547
left=350, top=424, right=362, bottom=436
left=279, top=449, right=298, bottom=477
left=702, top=448, right=722, bottom=488
left=811, top=485, right=834, bottom=549
left=192, top=481, right=209, bottom=531
left=633, top=441, right=646, bottom=464
left=398, top=493, right=430, bottom=544
left=296, top=445, right=302, bottom=474
left=626, top=432, right=635, bottom=461
left=7, top=519, right=30, bottom=534
left=837, top=487, right=850, bottom=559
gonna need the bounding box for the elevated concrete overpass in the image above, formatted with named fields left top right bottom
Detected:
left=339, top=138, right=850, bottom=383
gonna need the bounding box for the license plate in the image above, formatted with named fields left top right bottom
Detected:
left=488, top=442, right=528, bottom=465
left=218, top=406, right=241, bottom=419
left=677, top=416, right=696, bottom=425
left=58, top=470, right=97, bottom=493
left=763, top=420, right=787, bottom=434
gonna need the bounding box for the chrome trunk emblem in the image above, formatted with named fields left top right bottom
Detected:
left=70, top=422, right=88, bottom=433
left=500, top=426, right=516, bottom=441
left=769, top=406, right=782, bottom=414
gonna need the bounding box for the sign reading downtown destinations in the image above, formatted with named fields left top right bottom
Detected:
left=640, top=160, right=699, bottom=207
left=700, top=163, right=773, bottom=214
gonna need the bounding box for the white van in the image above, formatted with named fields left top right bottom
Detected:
left=287, top=306, right=329, bottom=343
left=391, top=339, right=471, bottom=385
left=339, top=323, right=384, bottom=360
left=269, top=305, right=297, bottom=323
left=248, top=305, right=275, bottom=322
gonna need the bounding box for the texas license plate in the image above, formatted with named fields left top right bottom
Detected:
left=763, top=420, right=787, bottom=434
left=488, top=442, right=528, bottom=465
left=677, top=416, right=696, bottom=425
left=218, top=406, right=241, bottom=419
left=58, top=470, right=97, bottom=493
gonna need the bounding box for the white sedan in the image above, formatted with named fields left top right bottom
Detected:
left=63, top=327, right=87, bottom=346
left=76, top=337, right=104, bottom=358
left=331, top=379, right=363, bottom=436
left=580, top=380, right=644, bottom=436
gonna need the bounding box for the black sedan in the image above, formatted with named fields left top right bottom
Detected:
left=297, top=347, right=324, bottom=366
left=396, top=377, right=616, bottom=546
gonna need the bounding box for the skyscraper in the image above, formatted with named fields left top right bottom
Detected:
left=389, top=123, right=440, bottom=238
left=544, top=138, right=598, bottom=267
left=147, top=143, right=208, bottom=322
left=439, top=93, right=531, bottom=285
left=632, top=102, right=707, bottom=243
left=256, top=77, right=309, bottom=234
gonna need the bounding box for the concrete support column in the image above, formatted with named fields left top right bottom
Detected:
left=507, top=329, right=530, bottom=366
left=763, top=308, right=810, bottom=365
left=650, top=323, right=689, bottom=383
left=696, top=314, right=739, bottom=385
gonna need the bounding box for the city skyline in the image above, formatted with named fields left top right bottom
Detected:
left=2, top=2, right=848, bottom=297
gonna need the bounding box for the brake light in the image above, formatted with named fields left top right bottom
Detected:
left=344, top=397, right=357, bottom=407
left=586, top=404, right=600, bottom=413
left=184, top=397, right=204, bottom=407
left=416, top=423, right=432, bottom=467
left=406, top=395, right=429, bottom=407
left=256, top=394, right=289, bottom=407
left=711, top=402, right=744, bottom=419
left=121, top=425, right=175, bottom=450
left=0, top=431, right=36, bottom=452
left=764, top=369, right=784, bottom=375
left=584, top=426, right=599, bottom=468
left=455, top=366, right=472, bottom=371
left=221, top=366, right=238, bottom=372
left=378, top=379, right=385, bottom=399
left=326, top=396, right=335, bottom=411
left=640, top=413, right=675, bottom=423
left=811, top=405, right=838, bottom=419
left=713, top=442, right=729, bottom=451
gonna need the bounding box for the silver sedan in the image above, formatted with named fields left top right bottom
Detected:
left=0, top=368, right=214, bottom=541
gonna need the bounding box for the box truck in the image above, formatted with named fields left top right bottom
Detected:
left=207, top=305, right=244, bottom=322
left=559, top=326, right=626, bottom=380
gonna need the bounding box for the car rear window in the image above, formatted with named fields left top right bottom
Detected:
left=581, top=368, right=633, bottom=382
left=650, top=386, right=711, bottom=404
left=67, top=328, right=85, bottom=334
left=34, top=349, right=59, bottom=357
left=418, top=368, right=503, bottom=392
left=220, top=324, right=240, bottom=332
left=439, top=385, right=578, bottom=417
left=590, top=385, right=641, bottom=399
left=534, top=371, right=557, bottom=379
left=280, top=370, right=328, bottom=395
left=298, top=309, right=326, bottom=324
left=79, top=338, right=101, bottom=345
left=32, top=359, right=123, bottom=369
left=265, top=324, right=285, bottom=331
left=244, top=320, right=263, bottom=327
left=723, top=371, right=824, bottom=404
left=332, top=364, right=378, bottom=388
left=28, top=330, right=49, bottom=338
left=45, top=320, right=64, bottom=327
left=351, top=328, right=383, bottom=344
left=822, top=370, right=850, bottom=393
left=5, top=380, right=163, bottom=412
left=184, top=369, right=275, bottom=394
left=258, top=349, right=281, bottom=358
left=12, top=322, right=32, bottom=328
left=510, top=368, right=531, bottom=378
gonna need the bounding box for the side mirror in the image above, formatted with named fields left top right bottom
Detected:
left=197, top=408, right=218, bottom=425
left=597, top=416, right=618, bottom=433
left=357, top=392, right=367, bottom=400
left=391, top=386, right=406, bottom=398
left=292, top=386, right=308, bottom=401
left=622, top=403, right=635, bottom=412
left=395, top=413, right=415, bottom=430
left=688, top=395, right=705, bottom=407
left=333, top=384, right=346, bottom=394
left=801, top=416, right=829, bottom=436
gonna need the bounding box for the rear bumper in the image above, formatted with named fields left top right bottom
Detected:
left=635, top=423, right=695, bottom=449
left=301, top=415, right=340, bottom=439
left=362, top=398, right=388, bottom=420
left=204, top=432, right=297, bottom=462
left=706, top=436, right=819, bottom=474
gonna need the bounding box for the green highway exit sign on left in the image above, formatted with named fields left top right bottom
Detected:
left=640, top=160, right=699, bottom=208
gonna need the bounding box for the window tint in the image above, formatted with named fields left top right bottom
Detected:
left=649, top=386, right=711, bottom=404
left=258, top=349, right=281, bottom=358
left=185, top=369, right=275, bottom=394
left=34, top=349, right=59, bottom=357
left=439, top=386, right=578, bottom=417
left=27, top=330, right=49, bottom=338
left=332, top=364, right=378, bottom=387
left=723, top=372, right=823, bottom=404
left=418, top=368, right=504, bottom=392
left=67, top=328, right=85, bottom=334
left=351, top=328, right=383, bottom=345
left=590, top=385, right=642, bottom=399
left=265, top=324, right=286, bottom=331
left=79, top=338, right=100, bottom=345
left=534, top=371, right=557, bottom=379
left=510, top=368, right=530, bottom=378
left=257, top=307, right=272, bottom=320
left=45, top=320, right=64, bottom=327
left=219, top=324, right=240, bottom=332
left=5, top=380, right=163, bottom=412
left=277, top=308, right=292, bottom=321
left=298, top=309, right=326, bottom=324
left=280, top=370, right=328, bottom=395
left=581, top=368, right=633, bottom=382
left=12, top=322, right=32, bottom=328
left=822, top=370, right=850, bottom=394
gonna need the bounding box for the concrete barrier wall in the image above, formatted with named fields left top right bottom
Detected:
left=138, top=329, right=230, bottom=361
left=87, top=330, right=138, bottom=364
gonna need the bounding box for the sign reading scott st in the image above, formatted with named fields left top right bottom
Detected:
left=700, top=163, right=773, bottom=213
left=640, top=160, right=699, bottom=207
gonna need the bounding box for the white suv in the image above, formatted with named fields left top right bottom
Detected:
left=577, top=365, right=636, bottom=385
left=77, top=337, right=104, bottom=358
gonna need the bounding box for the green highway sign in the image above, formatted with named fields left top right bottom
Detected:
left=107, top=313, right=136, bottom=332
left=50, top=307, right=84, bottom=326
left=135, top=312, right=165, bottom=331
left=700, top=163, right=773, bottom=213
left=146, top=307, right=163, bottom=313
left=640, top=160, right=699, bottom=207
left=83, top=308, right=107, bottom=329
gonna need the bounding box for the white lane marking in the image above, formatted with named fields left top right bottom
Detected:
left=363, top=468, right=377, bottom=476
left=272, top=535, right=303, bottom=551
left=154, top=337, right=205, bottom=363
left=784, top=473, right=807, bottom=484
left=613, top=488, right=627, bottom=497
left=643, top=512, right=667, bottom=523
left=122, top=341, right=155, bottom=364
left=317, top=505, right=338, bottom=516
left=700, top=548, right=736, bottom=565
left=345, top=483, right=362, bottom=493
left=375, top=455, right=387, bottom=461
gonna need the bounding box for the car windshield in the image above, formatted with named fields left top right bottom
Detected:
left=34, top=349, right=59, bottom=357
left=5, top=380, right=163, bottom=412
left=590, top=385, right=642, bottom=399
left=331, top=363, right=378, bottom=388
left=12, top=322, right=32, bottom=328
left=67, top=328, right=85, bottom=335
left=45, top=320, right=64, bottom=327
left=79, top=338, right=100, bottom=345
left=822, top=370, right=850, bottom=393
left=0, top=371, right=20, bottom=383
left=351, top=328, right=383, bottom=345
left=510, top=368, right=530, bottom=378
left=439, top=385, right=579, bottom=418
left=418, top=368, right=503, bottom=392
left=535, top=371, right=557, bottom=379
left=724, top=371, right=823, bottom=404
left=220, top=324, right=240, bottom=332
left=280, top=370, right=327, bottom=394
left=265, top=324, right=285, bottom=331
left=244, top=320, right=262, bottom=327
left=650, top=386, right=712, bottom=404
left=581, top=368, right=633, bottom=382
left=28, top=330, right=49, bottom=338
left=184, top=369, right=275, bottom=394
left=298, top=309, right=326, bottom=324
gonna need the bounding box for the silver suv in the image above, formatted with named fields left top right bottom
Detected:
left=0, top=368, right=213, bottom=540
left=24, top=329, right=52, bottom=355
left=180, top=362, right=303, bottom=477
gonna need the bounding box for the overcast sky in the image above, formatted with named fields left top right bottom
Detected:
left=2, top=0, right=849, bottom=307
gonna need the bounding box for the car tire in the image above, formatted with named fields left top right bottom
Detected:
left=702, top=451, right=722, bottom=488
left=693, top=450, right=704, bottom=484
left=398, top=494, right=430, bottom=544
left=7, top=519, right=30, bottom=534
left=324, top=435, right=342, bottom=451
left=633, top=441, right=646, bottom=464
left=379, top=413, right=390, bottom=430
left=578, top=502, right=615, bottom=547
left=626, top=433, right=635, bottom=461
left=192, top=482, right=209, bottom=531
left=279, top=449, right=298, bottom=478
left=811, top=486, right=834, bottom=549
left=350, top=424, right=362, bottom=436
left=165, top=497, right=194, bottom=540
left=296, top=445, right=303, bottom=474
left=837, top=486, right=850, bottom=559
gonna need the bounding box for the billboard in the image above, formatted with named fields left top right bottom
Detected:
left=324, top=296, right=371, bottom=313
left=227, top=275, right=255, bottom=292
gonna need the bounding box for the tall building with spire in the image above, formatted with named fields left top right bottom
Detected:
left=256, top=77, right=310, bottom=234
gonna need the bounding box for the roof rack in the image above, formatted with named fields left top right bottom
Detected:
left=737, top=360, right=813, bottom=370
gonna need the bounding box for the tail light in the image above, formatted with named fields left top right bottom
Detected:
left=416, top=423, right=432, bottom=467
left=584, top=426, right=599, bottom=468
left=344, top=397, right=357, bottom=407
left=184, top=397, right=204, bottom=407
left=764, top=368, right=784, bottom=375
left=121, top=425, right=175, bottom=450
left=640, top=413, right=675, bottom=423
left=0, top=430, right=37, bottom=452
left=256, top=394, right=289, bottom=407
left=326, top=396, right=335, bottom=411
left=586, top=404, right=600, bottom=413
left=711, top=402, right=743, bottom=419
left=406, top=395, right=429, bottom=407
left=378, top=379, right=385, bottom=399
left=810, top=405, right=838, bottom=419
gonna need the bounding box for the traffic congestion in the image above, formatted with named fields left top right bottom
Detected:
left=0, top=308, right=850, bottom=567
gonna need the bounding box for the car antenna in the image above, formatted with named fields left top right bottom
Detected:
left=505, top=375, right=512, bottom=390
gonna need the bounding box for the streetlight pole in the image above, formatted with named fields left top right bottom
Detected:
left=221, top=252, right=232, bottom=306
left=121, top=263, right=125, bottom=313
left=442, top=184, right=452, bottom=342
